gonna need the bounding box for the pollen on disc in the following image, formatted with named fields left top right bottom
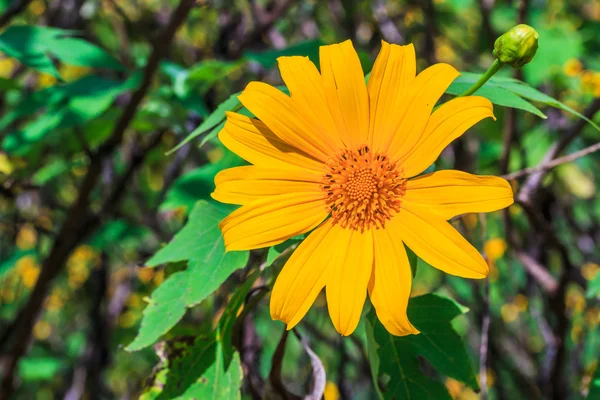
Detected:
left=321, top=145, right=406, bottom=231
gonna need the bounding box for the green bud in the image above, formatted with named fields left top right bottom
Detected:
left=493, top=24, right=539, bottom=69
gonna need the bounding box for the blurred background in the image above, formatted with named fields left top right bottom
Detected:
left=0, top=0, right=599, bottom=399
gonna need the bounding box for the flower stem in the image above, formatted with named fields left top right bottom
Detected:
left=459, top=59, right=504, bottom=97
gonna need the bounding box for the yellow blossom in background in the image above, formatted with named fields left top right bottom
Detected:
left=28, top=0, right=46, bottom=16
left=513, top=294, right=528, bottom=312
left=563, top=59, right=583, bottom=77
left=566, top=287, right=586, bottom=313
left=59, top=65, right=91, bottom=82
left=119, top=310, right=139, bottom=328
left=37, top=73, right=57, bottom=88
left=501, top=303, right=519, bottom=323
left=44, top=288, right=66, bottom=312
left=153, top=269, right=165, bottom=286
left=0, top=57, right=17, bottom=78
left=33, top=320, right=52, bottom=341
left=16, top=223, right=38, bottom=250
left=323, top=381, right=340, bottom=400
left=582, top=263, right=599, bottom=281
left=126, top=293, right=144, bottom=309
left=0, top=153, right=14, bottom=175
left=484, top=238, right=507, bottom=261
left=17, top=256, right=40, bottom=289
left=66, top=245, right=99, bottom=289
left=585, top=307, right=599, bottom=327
left=462, top=213, right=478, bottom=230
left=137, top=267, right=156, bottom=283
left=212, top=40, right=513, bottom=336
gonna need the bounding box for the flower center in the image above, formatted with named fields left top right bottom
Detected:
left=321, top=145, right=407, bottom=231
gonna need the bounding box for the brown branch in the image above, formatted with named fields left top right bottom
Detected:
left=0, top=2, right=195, bottom=397
left=518, top=97, right=600, bottom=205
left=516, top=252, right=559, bottom=294
left=503, top=140, right=600, bottom=180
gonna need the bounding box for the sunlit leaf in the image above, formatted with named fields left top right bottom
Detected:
left=126, top=201, right=249, bottom=351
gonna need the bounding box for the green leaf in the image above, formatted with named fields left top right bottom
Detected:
left=140, top=272, right=259, bottom=399
left=160, top=148, right=244, bottom=212
left=126, top=201, right=249, bottom=351
left=446, top=75, right=546, bottom=119
left=167, top=87, right=289, bottom=155
left=1, top=74, right=141, bottom=155
left=19, top=357, right=67, bottom=381
left=140, top=334, right=243, bottom=400
left=448, top=72, right=600, bottom=132
left=366, top=294, right=477, bottom=399
left=0, top=26, right=124, bottom=78
left=166, top=93, right=242, bottom=155
left=244, top=39, right=323, bottom=69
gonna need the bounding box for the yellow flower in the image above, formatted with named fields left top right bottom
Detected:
left=563, top=59, right=583, bottom=77
left=212, top=40, right=514, bottom=336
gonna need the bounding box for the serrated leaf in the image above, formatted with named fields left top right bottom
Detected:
left=141, top=272, right=259, bottom=399
left=0, top=25, right=124, bottom=78
left=140, top=335, right=243, bottom=400
left=366, top=294, right=477, bottom=400
left=126, top=201, right=249, bottom=351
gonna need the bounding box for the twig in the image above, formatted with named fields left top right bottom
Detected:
left=515, top=252, right=559, bottom=295
left=503, top=140, right=600, bottom=181
left=518, top=97, right=600, bottom=205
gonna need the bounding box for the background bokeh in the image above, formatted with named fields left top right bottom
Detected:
left=0, top=0, right=599, bottom=399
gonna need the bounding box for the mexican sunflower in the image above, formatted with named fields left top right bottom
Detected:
left=212, top=40, right=514, bottom=336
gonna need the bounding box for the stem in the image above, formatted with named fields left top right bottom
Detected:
left=459, top=59, right=504, bottom=97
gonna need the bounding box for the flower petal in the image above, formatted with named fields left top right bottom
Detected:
left=399, top=96, right=495, bottom=177
left=219, top=112, right=324, bottom=172
left=220, top=192, right=328, bottom=251
left=368, top=41, right=416, bottom=150
left=237, top=82, right=332, bottom=161
left=404, top=170, right=514, bottom=220
left=393, top=203, right=488, bottom=278
left=270, top=219, right=337, bottom=329
left=277, top=56, right=345, bottom=150
left=369, top=227, right=419, bottom=336
left=326, top=228, right=373, bottom=336
left=212, top=166, right=324, bottom=205
left=385, top=63, right=460, bottom=158
left=320, top=40, right=370, bottom=149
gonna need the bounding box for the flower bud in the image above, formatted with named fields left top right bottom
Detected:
left=493, top=24, right=539, bottom=69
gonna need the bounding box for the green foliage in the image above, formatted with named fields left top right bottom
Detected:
left=366, top=294, right=477, bottom=400
left=0, top=25, right=124, bottom=78
left=126, top=201, right=249, bottom=351
left=244, top=39, right=323, bottom=68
